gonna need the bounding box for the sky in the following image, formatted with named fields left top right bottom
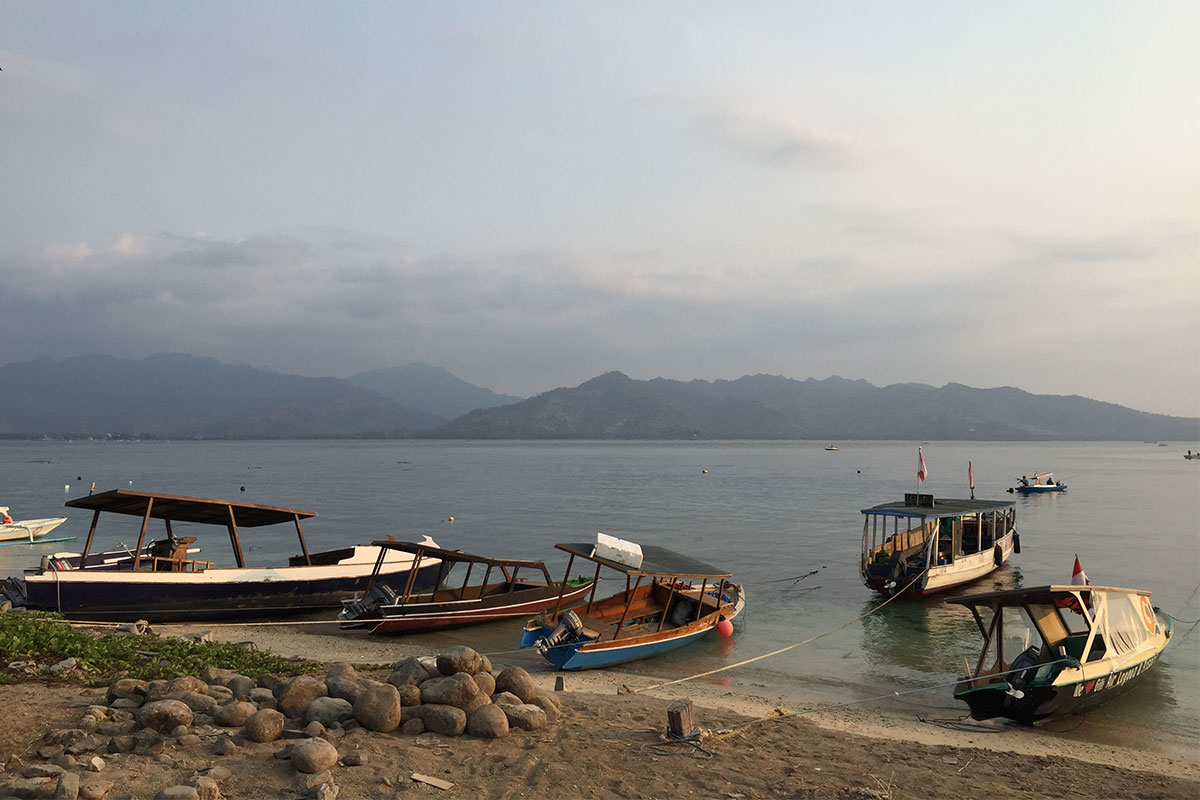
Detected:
left=1, top=2, right=1197, bottom=417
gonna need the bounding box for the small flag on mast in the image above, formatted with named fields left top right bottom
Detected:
left=968, top=460, right=974, bottom=499
left=917, top=447, right=928, bottom=483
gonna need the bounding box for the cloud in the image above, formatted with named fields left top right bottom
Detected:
left=686, top=95, right=865, bottom=167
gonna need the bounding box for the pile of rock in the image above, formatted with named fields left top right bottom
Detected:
left=0, top=645, right=562, bottom=800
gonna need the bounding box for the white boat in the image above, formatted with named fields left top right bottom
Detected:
left=0, top=508, right=68, bottom=543
left=860, top=494, right=1019, bottom=596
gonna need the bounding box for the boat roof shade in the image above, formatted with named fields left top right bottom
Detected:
left=65, top=489, right=316, bottom=528
left=861, top=498, right=1014, bottom=519
left=945, top=584, right=1150, bottom=607
left=368, top=540, right=549, bottom=569
left=556, top=542, right=731, bottom=579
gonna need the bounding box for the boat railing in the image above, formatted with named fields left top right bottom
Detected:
left=150, top=556, right=215, bottom=573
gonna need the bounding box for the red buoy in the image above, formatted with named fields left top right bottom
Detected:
left=716, top=618, right=733, bottom=638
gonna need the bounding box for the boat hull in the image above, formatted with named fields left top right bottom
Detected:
left=1014, top=485, right=1067, bottom=494
left=350, top=581, right=596, bottom=635
left=17, top=547, right=445, bottom=622
left=521, top=585, right=746, bottom=671
left=0, top=518, right=68, bottom=543
left=867, top=531, right=1017, bottom=597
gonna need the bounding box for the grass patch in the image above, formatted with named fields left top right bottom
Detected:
left=0, top=611, right=314, bottom=684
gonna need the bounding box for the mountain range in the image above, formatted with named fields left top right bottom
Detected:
left=0, top=353, right=1195, bottom=441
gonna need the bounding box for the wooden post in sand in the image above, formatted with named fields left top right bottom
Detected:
left=667, top=699, right=696, bottom=737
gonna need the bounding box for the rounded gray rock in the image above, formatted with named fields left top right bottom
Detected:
left=226, top=675, right=256, bottom=700
left=306, top=696, right=354, bottom=728
left=242, top=708, right=286, bottom=743
left=472, top=671, right=496, bottom=697
left=212, top=701, right=257, bottom=728
left=352, top=683, right=402, bottom=733
left=291, top=738, right=339, bottom=774
left=466, top=704, right=509, bottom=739
left=494, top=666, right=536, bottom=703
left=136, top=700, right=193, bottom=734
left=412, top=704, right=466, bottom=736
left=167, top=676, right=208, bottom=696
left=387, top=657, right=433, bottom=688
left=106, top=679, right=148, bottom=704
left=436, top=645, right=483, bottom=676
left=501, top=703, right=547, bottom=731
left=490, top=691, right=522, bottom=706
left=418, top=673, right=480, bottom=709
left=276, top=675, right=328, bottom=718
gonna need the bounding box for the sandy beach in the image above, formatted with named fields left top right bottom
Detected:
left=0, top=619, right=1154, bottom=798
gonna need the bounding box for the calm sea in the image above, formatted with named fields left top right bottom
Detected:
left=1, top=440, right=1197, bottom=752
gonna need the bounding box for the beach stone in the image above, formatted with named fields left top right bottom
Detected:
left=410, top=704, right=466, bottom=737
left=213, top=736, right=238, bottom=756
left=5, top=776, right=56, bottom=797
left=167, top=690, right=218, bottom=716
left=97, top=718, right=136, bottom=737
left=341, top=750, right=365, bottom=767
left=388, top=657, right=433, bottom=688
left=144, top=680, right=172, bottom=702
left=494, top=666, right=536, bottom=702
left=154, top=787, right=199, bottom=800
left=106, top=679, right=148, bottom=704
left=399, top=718, right=425, bottom=736
left=392, top=683, right=420, bottom=707
left=527, top=694, right=560, bottom=724
left=136, top=700, right=193, bottom=734
left=436, top=645, right=483, bottom=676
left=65, top=735, right=102, bottom=755
left=325, top=663, right=357, bottom=680
left=306, top=697, right=354, bottom=728
left=325, top=675, right=367, bottom=704
left=419, top=673, right=480, bottom=709
left=352, top=683, right=402, bottom=733
left=305, top=721, right=326, bottom=738
left=257, top=673, right=285, bottom=691
left=501, top=703, right=547, bottom=731
left=276, top=676, right=327, bottom=718
left=534, top=689, right=562, bottom=711
left=107, top=735, right=135, bottom=754
left=132, top=730, right=165, bottom=756
left=479, top=654, right=493, bottom=673
left=466, top=704, right=509, bottom=739
left=472, top=671, right=496, bottom=697
left=44, top=729, right=88, bottom=747
left=167, top=676, right=208, bottom=696
left=79, top=776, right=115, bottom=800
left=248, top=686, right=274, bottom=703
left=190, top=776, right=220, bottom=800
left=491, top=691, right=522, bottom=706
left=226, top=675, right=256, bottom=701
left=22, top=763, right=65, bottom=778
left=200, top=668, right=235, bottom=686
left=206, top=685, right=234, bottom=704
left=243, top=709, right=286, bottom=743
left=213, top=701, right=257, bottom=728
left=200, top=766, right=231, bottom=784
left=53, top=771, right=80, bottom=800
left=291, top=738, right=339, bottom=774
left=85, top=756, right=105, bottom=772
left=109, top=698, right=143, bottom=710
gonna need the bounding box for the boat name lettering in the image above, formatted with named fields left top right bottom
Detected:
left=1072, top=654, right=1159, bottom=698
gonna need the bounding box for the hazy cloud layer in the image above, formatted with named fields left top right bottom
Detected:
left=0, top=3, right=1196, bottom=416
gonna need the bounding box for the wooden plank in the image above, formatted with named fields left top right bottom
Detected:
left=667, top=699, right=696, bottom=737
left=411, top=773, right=454, bottom=790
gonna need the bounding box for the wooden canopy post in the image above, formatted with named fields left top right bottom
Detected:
left=401, top=551, right=425, bottom=603
left=612, top=575, right=643, bottom=640
left=131, top=498, right=154, bottom=571
left=78, top=509, right=102, bottom=569
left=657, top=579, right=678, bottom=633
left=549, top=553, right=577, bottom=621
left=583, top=561, right=603, bottom=613
left=226, top=504, right=245, bottom=568
left=694, top=579, right=708, bottom=621
left=293, top=513, right=311, bottom=566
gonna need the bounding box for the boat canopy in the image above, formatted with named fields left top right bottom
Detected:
left=555, top=542, right=731, bottom=580
left=861, top=498, right=1014, bottom=520
left=367, top=540, right=552, bottom=572
left=65, top=489, right=318, bottom=570
left=66, top=490, right=316, bottom=527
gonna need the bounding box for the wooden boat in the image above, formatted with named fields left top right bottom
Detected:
left=1009, top=472, right=1067, bottom=493
left=0, top=508, right=68, bottom=543
left=520, top=534, right=745, bottom=671
left=2, top=489, right=443, bottom=622
left=338, top=540, right=596, bottom=634
left=947, top=584, right=1173, bottom=723
left=861, top=494, right=1019, bottom=596
left=825, top=445, right=839, bottom=451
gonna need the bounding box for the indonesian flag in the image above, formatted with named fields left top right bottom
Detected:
left=917, top=448, right=928, bottom=482
left=968, top=461, right=974, bottom=490
left=1071, top=556, right=1089, bottom=588
left=1057, top=555, right=1092, bottom=614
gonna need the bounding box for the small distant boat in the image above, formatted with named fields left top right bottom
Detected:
left=520, top=533, right=745, bottom=670
left=861, top=494, right=1019, bottom=596
left=947, top=584, right=1172, bottom=723
left=1185, top=450, right=1200, bottom=461
left=339, top=540, right=596, bottom=634
left=825, top=445, right=839, bottom=451
left=2, top=489, right=444, bottom=622
left=0, top=508, right=68, bottom=543
left=1008, top=472, right=1067, bottom=494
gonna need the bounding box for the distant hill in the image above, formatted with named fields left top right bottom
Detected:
left=0, top=354, right=443, bottom=438
left=1, top=356, right=1195, bottom=441
left=346, top=363, right=522, bottom=419
left=429, top=371, right=1199, bottom=441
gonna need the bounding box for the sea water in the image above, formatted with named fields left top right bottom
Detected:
left=1, top=439, right=1196, bottom=754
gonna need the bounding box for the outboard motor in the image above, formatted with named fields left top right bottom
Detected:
left=535, top=610, right=583, bottom=655
left=339, top=582, right=398, bottom=621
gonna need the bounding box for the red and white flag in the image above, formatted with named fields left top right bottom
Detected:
left=1071, top=555, right=1089, bottom=587
left=917, top=448, right=928, bottom=482
left=968, top=461, right=974, bottom=490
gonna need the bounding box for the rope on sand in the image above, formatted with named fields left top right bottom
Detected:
left=627, top=569, right=928, bottom=695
